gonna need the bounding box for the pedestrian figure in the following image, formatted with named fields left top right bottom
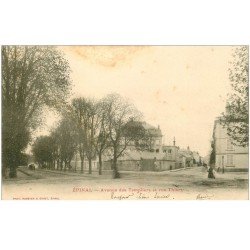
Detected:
left=154, top=160, right=159, bottom=171
left=208, top=166, right=215, bottom=179
left=138, top=162, right=142, bottom=171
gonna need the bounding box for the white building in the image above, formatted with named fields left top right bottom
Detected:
left=213, top=117, right=248, bottom=170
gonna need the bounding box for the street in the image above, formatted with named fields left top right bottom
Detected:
left=2, top=167, right=248, bottom=200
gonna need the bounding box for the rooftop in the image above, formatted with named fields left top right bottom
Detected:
left=141, top=122, right=163, bottom=137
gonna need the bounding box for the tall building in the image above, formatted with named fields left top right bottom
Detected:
left=141, top=122, right=163, bottom=152
left=213, top=117, right=248, bottom=171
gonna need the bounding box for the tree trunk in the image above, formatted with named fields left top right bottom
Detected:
left=9, top=164, right=17, bottom=178
left=88, top=158, right=92, bottom=174
left=57, top=159, right=60, bottom=170
left=80, top=160, right=83, bottom=173
left=60, top=160, right=63, bottom=171
left=79, top=146, right=85, bottom=173
left=63, top=161, right=67, bottom=171
left=112, top=156, right=120, bottom=179
left=80, top=155, right=84, bottom=173
left=2, top=162, right=7, bottom=179
left=98, top=153, right=102, bottom=175
left=68, top=159, right=72, bottom=171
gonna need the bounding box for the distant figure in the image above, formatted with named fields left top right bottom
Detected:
left=154, top=161, right=159, bottom=171
left=138, top=162, right=142, bottom=171
left=208, top=166, right=215, bottom=179
left=28, top=164, right=35, bottom=170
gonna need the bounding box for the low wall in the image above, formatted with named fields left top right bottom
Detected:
left=102, top=159, right=178, bottom=172
left=102, top=160, right=140, bottom=171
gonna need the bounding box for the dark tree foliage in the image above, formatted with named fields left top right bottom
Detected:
left=18, top=153, right=29, bottom=167
left=222, top=46, right=249, bottom=147
left=2, top=46, right=71, bottom=177
left=32, top=136, right=54, bottom=168
left=55, top=118, right=78, bottom=171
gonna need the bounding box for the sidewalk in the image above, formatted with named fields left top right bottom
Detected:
left=35, top=168, right=111, bottom=179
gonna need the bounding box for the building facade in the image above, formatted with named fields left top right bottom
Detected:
left=141, top=122, right=163, bottom=152
left=213, top=117, right=248, bottom=170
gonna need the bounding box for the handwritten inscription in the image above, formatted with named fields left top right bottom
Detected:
left=196, top=193, right=214, bottom=200
left=110, top=191, right=171, bottom=200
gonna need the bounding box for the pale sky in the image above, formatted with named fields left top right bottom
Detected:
left=43, top=46, right=234, bottom=157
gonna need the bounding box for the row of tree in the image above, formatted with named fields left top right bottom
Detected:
left=2, top=46, right=72, bottom=178
left=32, top=94, right=149, bottom=178
left=1, top=46, right=153, bottom=179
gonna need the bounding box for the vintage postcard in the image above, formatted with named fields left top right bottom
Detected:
left=1, top=45, right=249, bottom=200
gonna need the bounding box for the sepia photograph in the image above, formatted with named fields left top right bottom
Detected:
left=1, top=45, right=249, bottom=200
left=1, top=2, right=250, bottom=250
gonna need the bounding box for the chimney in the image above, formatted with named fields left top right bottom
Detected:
left=173, top=137, right=176, bottom=146
left=187, top=146, right=190, bottom=151
left=157, top=125, right=160, bottom=130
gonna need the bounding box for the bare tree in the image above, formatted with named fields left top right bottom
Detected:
left=102, top=94, right=144, bottom=178
left=71, top=98, right=87, bottom=173
left=84, top=99, right=99, bottom=174
left=70, top=97, right=99, bottom=174
left=94, top=100, right=110, bottom=175
left=2, top=46, right=71, bottom=178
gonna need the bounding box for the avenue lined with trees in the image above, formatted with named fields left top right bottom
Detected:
left=2, top=46, right=248, bottom=179
left=2, top=46, right=71, bottom=178
left=32, top=94, right=147, bottom=178
left=1, top=45, right=147, bottom=179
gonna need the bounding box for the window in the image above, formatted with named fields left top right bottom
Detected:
left=227, top=139, right=234, bottom=151
left=227, top=155, right=234, bottom=166
left=168, top=149, right=172, bottom=154
left=221, top=155, right=225, bottom=167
